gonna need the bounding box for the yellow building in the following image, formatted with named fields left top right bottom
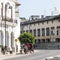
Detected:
left=20, top=15, right=60, bottom=49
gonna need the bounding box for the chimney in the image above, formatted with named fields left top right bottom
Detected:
left=41, top=15, right=44, bottom=19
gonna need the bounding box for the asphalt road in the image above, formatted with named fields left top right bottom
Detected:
left=4, top=50, right=60, bottom=60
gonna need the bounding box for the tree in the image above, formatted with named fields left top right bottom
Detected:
left=18, top=32, right=35, bottom=44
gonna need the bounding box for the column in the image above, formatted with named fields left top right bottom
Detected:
left=9, top=32, right=11, bottom=50
left=3, top=30, right=5, bottom=46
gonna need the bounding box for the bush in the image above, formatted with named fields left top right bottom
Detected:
left=18, top=32, right=35, bottom=45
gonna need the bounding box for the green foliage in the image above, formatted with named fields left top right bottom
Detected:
left=18, top=32, right=35, bottom=44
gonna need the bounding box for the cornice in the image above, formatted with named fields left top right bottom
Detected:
left=12, top=0, right=21, bottom=6
left=20, top=15, right=60, bottom=25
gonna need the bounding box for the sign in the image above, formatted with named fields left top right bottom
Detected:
left=15, top=39, right=18, bottom=42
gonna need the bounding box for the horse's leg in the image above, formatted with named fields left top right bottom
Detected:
left=32, top=49, right=34, bottom=53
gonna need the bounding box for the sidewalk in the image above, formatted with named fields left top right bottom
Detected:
left=0, top=53, right=27, bottom=60
left=0, top=50, right=39, bottom=60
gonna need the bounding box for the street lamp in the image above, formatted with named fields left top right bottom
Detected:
left=15, top=39, right=18, bottom=52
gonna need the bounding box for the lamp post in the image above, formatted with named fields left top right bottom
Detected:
left=15, top=39, right=18, bottom=52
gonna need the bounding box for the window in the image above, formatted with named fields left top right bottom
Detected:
left=37, top=29, right=40, bottom=36
left=38, top=39, right=41, bottom=43
left=42, top=39, right=45, bottom=43
left=30, top=30, right=32, bottom=33
left=46, top=28, right=50, bottom=36
left=23, top=30, right=25, bottom=33
left=46, top=39, right=50, bottom=43
left=51, top=20, right=53, bottom=23
left=33, top=29, right=36, bottom=36
left=51, top=31, right=54, bottom=35
left=26, top=30, right=28, bottom=32
left=21, top=31, right=25, bottom=34
left=21, top=30, right=25, bottom=33
left=35, top=39, right=37, bottom=44
left=51, top=27, right=55, bottom=35
left=56, top=38, right=60, bottom=42
left=51, top=27, right=54, bottom=29
left=42, top=28, right=45, bottom=36
left=47, top=21, right=48, bottom=24
left=35, top=40, right=36, bottom=43
left=57, top=30, right=59, bottom=35
left=57, top=26, right=60, bottom=35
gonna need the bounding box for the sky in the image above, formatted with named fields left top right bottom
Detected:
left=18, top=0, right=60, bottom=19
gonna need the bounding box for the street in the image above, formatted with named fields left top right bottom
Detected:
left=4, top=50, right=60, bottom=60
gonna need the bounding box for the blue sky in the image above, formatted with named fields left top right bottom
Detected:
left=18, top=0, right=60, bottom=19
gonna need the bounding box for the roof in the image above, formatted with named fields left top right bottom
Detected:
left=20, top=14, right=60, bottom=25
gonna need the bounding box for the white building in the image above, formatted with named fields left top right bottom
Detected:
left=0, top=0, right=20, bottom=52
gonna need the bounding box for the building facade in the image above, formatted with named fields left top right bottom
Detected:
left=0, top=0, right=20, bottom=52
left=20, top=15, right=60, bottom=49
